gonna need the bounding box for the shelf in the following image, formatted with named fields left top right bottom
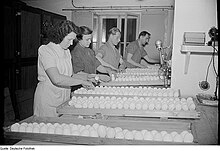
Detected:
left=181, top=45, right=217, bottom=53
left=180, top=45, right=218, bottom=74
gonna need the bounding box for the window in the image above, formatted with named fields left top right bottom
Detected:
left=92, top=13, right=139, bottom=56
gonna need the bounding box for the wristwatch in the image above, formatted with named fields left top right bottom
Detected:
left=95, top=75, right=99, bottom=81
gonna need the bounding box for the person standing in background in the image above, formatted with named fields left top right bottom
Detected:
left=123, top=31, right=159, bottom=68
left=34, top=20, right=94, bottom=117
left=96, top=27, right=126, bottom=73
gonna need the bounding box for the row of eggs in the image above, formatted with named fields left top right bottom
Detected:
left=69, top=96, right=195, bottom=111
left=113, top=76, right=161, bottom=82
left=125, top=67, right=160, bottom=73
left=10, top=122, right=193, bottom=143
left=74, top=86, right=180, bottom=97
left=117, top=72, right=158, bottom=76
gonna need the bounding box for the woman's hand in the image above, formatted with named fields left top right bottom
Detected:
left=98, top=74, right=111, bottom=82
left=81, top=80, right=94, bottom=90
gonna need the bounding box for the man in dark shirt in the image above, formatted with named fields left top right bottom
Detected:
left=123, top=31, right=159, bottom=68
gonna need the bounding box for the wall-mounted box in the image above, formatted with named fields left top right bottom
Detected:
left=183, top=32, right=205, bottom=46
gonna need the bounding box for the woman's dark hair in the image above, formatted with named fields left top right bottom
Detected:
left=47, top=20, right=81, bottom=44
left=76, top=26, right=93, bottom=40
left=138, top=31, right=151, bottom=38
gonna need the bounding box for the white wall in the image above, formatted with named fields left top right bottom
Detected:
left=141, top=10, right=166, bottom=60
left=172, top=0, right=218, bottom=97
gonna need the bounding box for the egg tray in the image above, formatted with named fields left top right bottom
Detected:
left=100, top=79, right=164, bottom=86
left=4, top=115, right=198, bottom=145
left=56, top=95, right=200, bottom=119
left=74, top=87, right=181, bottom=97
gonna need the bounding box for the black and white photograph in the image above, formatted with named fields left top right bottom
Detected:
left=2, top=0, right=218, bottom=150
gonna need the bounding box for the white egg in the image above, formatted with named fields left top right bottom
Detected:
left=168, top=91, right=174, bottom=97
left=63, top=127, right=71, bottom=135
left=111, top=103, right=117, bottom=109
left=114, top=127, right=123, bottom=133
left=182, top=104, right=189, bottom=111
left=53, top=122, right=60, bottom=128
left=142, top=103, right=148, bottom=110
left=155, top=102, right=161, bottom=110
left=186, top=97, right=193, bottom=102
left=151, top=130, right=158, bottom=137
left=21, top=122, right=28, bottom=127
left=40, top=125, right=48, bottom=133
left=161, top=103, right=168, bottom=110
left=106, top=127, right=116, bottom=138
left=163, top=92, right=168, bottom=97
left=173, top=134, right=183, bottom=142
left=80, top=129, right=90, bottom=137
left=46, top=123, right=53, bottom=127
left=105, top=102, right=111, bottom=109
left=132, top=130, right=137, bottom=135
left=47, top=126, right=55, bottom=134
left=129, top=102, right=136, bottom=110
left=143, top=131, right=153, bottom=141
left=115, top=131, right=124, bottom=139
left=124, top=131, right=134, bottom=140
left=168, top=103, right=175, bottom=111
left=72, top=130, right=80, bottom=136
left=92, top=123, right=100, bottom=130
left=117, top=103, right=123, bottom=109
left=175, top=103, right=182, bottom=111
left=79, top=125, right=86, bottom=133
left=25, top=126, right=33, bottom=133
left=180, top=130, right=189, bottom=138
left=89, top=129, right=99, bottom=137
left=97, top=125, right=106, bottom=138
left=93, top=102, right=100, bottom=109
left=122, top=129, right=129, bottom=135
left=134, top=131, right=144, bottom=140
left=135, top=102, right=142, bottom=110
left=183, top=133, right=194, bottom=143
left=189, top=103, right=196, bottom=110
left=163, top=133, right=173, bottom=142
left=11, top=123, right=20, bottom=132
left=68, top=100, right=74, bottom=106
left=153, top=132, right=163, bottom=141
left=84, top=125, right=91, bottom=130
left=82, top=102, right=88, bottom=108
left=170, top=131, right=178, bottom=138
left=141, top=130, right=148, bottom=136
left=99, top=103, right=105, bottom=109
left=32, top=126, right=40, bottom=133
left=87, top=102, right=94, bottom=109
left=148, top=103, right=155, bottom=110
left=18, top=125, right=26, bottom=133
left=61, top=123, right=67, bottom=128
left=158, top=92, right=163, bottom=97
left=123, top=103, right=130, bottom=109
left=160, top=131, right=168, bottom=137
left=54, top=126, right=63, bottom=135
left=70, top=124, right=78, bottom=132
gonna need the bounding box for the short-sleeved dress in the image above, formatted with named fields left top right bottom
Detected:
left=123, top=40, right=147, bottom=68
left=71, top=43, right=101, bottom=74
left=96, top=42, right=121, bottom=69
left=34, top=42, right=72, bottom=117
